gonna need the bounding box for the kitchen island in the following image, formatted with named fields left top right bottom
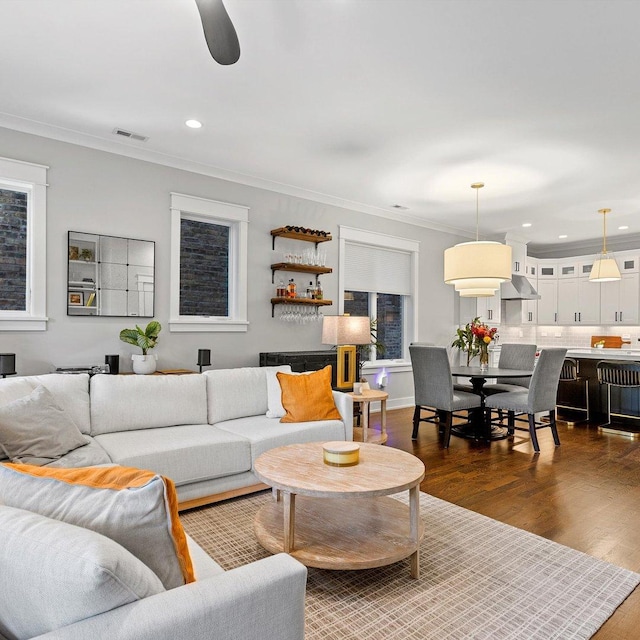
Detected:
left=554, top=347, right=640, bottom=434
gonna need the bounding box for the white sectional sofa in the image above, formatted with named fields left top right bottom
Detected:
left=0, top=365, right=353, bottom=509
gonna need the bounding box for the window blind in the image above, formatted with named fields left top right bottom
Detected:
left=344, top=242, right=412, bottom=295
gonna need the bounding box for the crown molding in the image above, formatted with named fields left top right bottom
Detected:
left=0, top=113, right=474, bottom=241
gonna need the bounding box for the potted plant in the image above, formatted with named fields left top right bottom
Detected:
left=119, top=320, right=161, bottom=374
left=452, top=317, right=498, bottom=369
left=354, top=319, right=385, bottom=392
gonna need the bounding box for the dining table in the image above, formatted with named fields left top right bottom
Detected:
left=449, top=365, right=534, bottom=442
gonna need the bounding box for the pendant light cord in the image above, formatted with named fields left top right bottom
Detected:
left=476, top=187, right=479, bottom=241
left=471, top=182, right=484, bottom=242
left=599, top=208, right=611, bottom=255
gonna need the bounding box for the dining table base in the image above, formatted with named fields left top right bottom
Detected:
left=450, top=421, right=510, bottom=441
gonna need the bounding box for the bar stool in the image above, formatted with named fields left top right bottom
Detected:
left=556, top=358, right=590, bottom=424
left=596, top=361, right=640, bottom=438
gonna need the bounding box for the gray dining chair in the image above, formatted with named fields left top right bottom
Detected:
left=484, top=348, right=567, bottom=452
left=482, top=343, right=537, bottom=423
left=483, top=343, right=537, bottom=395
left=410, top=345, right=483, bottom=448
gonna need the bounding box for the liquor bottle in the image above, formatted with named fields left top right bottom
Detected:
left=307, top=281, right=315, bottom=300
left=287, top=278, right=297, bottom=299
left=315, top=278, right=323, bottom=300
left=276, top=279, right=286, bottom=298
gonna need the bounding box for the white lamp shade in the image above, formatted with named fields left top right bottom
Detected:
left=444, top=241, right=512, bottom=283
left=456, top=287, right=498, bottom=297
left=322, top=315, right=371, bottom=345
left=589, top=255, right=621, bottom=282
left=444, top=241, right=512, bottom=297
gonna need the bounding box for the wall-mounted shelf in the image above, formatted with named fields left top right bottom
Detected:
left=271, top=227, right=332, bottom=249
left=270, top=262, right=332, bottom=283
left=271, top=297, right=332, bottom=317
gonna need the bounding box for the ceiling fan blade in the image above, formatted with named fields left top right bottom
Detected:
left=195, top=0, right=240, bottom=65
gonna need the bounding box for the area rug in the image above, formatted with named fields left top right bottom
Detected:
left=181, top=491, right=639, bottom=640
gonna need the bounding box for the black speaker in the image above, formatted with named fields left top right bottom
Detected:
left=0, top=353, right=16, bottom=378
left=105, top=355, right=119, bottom=375
left=197, top=349, right=211, bottom=372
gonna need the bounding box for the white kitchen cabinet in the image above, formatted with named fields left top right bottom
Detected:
left=537, top=279, right=558, bottom=324
left=557, top=277, right=600, bottom=324
left=521, top=297, right=537, bottom=324
left=618, top=255, right=639, bottom=274
left=476, top=291, right=501, bottom=324
left=600, top=273, right=640, bottom=324
left=537, top=262, right=558, bottom=279
left=558, top=261, right=578, bottom=279
left=525, top=257, right=538, bottom=279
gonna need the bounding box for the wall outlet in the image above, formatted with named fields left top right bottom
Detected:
left=622, top=334, right=630, bottom=340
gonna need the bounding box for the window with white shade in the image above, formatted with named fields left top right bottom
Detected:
left=339, top=226, right=419, bottom=362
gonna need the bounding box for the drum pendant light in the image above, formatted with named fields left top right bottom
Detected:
left=589, top=208, right=621, bottom=282
left=444, top=183, right=512, bottom=297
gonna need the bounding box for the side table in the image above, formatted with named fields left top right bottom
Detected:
left=348, top=389, right=388, bottom=444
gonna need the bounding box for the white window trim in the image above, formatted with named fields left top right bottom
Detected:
left=169, top=193, right=249, bottom=332
left=0, top=157, right=48, bottom=331
left=339, top=226, right=419, bottom=362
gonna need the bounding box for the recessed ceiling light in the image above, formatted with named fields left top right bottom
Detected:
left=522, top=223, right=532, bottom=228
left=618, top=225, right=629, bottom=230
left=185, top=119, right=202, bottom=129
left=558, top=234, right=568, bottom=239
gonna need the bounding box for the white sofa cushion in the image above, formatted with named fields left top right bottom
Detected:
left=0, top=385, right=88, bottom=465
left=0, top=373, right=91, bottom=434
left=205, top=367, right=272, bottom=423
left=0, top=464, right=194, bottom=591
left=215, top=414, right=346, bottom=463
left=0, top=505, right=165, bottom=640
left=94, top=424, right=252, bottom=486
left=90, top=374, right=208, bottom=435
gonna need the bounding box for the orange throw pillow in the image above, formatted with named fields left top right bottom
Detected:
left=277, top=365, right=342, bottom=423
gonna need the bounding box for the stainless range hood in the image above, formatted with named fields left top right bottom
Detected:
left=500, top=274, right=540, bottom=300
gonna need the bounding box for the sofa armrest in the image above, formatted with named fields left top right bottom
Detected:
left=33, top=554, right=307, bottom=640
left=332, top=390, right=354, bottom=441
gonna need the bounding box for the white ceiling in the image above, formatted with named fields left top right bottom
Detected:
left=1, top=0, right=639, bottom=255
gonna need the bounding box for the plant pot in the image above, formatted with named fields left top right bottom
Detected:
left=132, top=353, right=157, bottom=375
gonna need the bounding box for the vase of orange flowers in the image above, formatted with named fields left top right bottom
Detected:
left=452, top=317, right=499, bottom=369
left=470, top=320, right=498, bottom=371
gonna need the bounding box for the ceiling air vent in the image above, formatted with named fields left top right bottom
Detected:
left=112, top=128, right=148, bottom=142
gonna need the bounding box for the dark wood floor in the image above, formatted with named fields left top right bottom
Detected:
left=371, top=407, right=640, bottom=640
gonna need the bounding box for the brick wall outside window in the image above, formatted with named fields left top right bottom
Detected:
left=0, top=188, right=27, bottom=311
left=180, top=218, right=229, bottom=316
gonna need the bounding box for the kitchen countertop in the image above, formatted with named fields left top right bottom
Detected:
left=492, top=344, right=640, bottom=361
left=563, top=348, right=640, bottom=361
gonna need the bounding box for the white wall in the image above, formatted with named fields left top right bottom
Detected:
left=0, top=126, right=464, bottom=400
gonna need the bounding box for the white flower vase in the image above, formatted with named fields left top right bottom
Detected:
left=132, top=353, right=157, bottom=375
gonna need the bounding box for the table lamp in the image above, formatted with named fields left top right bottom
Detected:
left=321, top=315, right=371, bottom=389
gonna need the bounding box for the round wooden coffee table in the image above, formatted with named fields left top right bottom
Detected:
left=253, top=442, right=425, bottom=578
